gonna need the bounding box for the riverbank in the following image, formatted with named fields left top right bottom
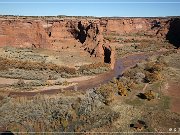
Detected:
left=5, top=51, right=163, bottom=97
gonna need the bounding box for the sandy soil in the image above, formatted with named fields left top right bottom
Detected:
left=35, top=48, right=100, bottom=67
left=166, top=82, right=180, bottom=114
left=0, top=78, right=18, bottom=85
left=0, top=47, right=100, bottom=68
left=29, top=83, right=78, bottom=92
left=0, top=75, right=96, bottom=84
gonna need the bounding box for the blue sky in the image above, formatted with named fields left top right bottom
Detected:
left=0, top=0, right=180, bottom=17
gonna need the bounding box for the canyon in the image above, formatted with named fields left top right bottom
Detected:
left=0, top=15, right=180, bottom=133
left=0, top=16, right=179, bottom=68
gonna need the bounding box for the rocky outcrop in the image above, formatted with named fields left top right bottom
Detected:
left=166, top=18, right=180, bottom=48
left=0, top=20, right=49, bottom=48
left=0, top=16, right=179, bottom=65
left=104, top=18, right=150, bottom=34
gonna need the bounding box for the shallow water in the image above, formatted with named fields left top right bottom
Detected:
left=72, top=53, right=150, bottom=91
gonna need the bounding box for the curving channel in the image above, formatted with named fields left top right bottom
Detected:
left=9, top=52, right=156, bottom=97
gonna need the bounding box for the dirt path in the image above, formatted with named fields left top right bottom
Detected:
left=0, top=76, right=96, bottom=86
left=166, top=82, right=180, bottom=114
left=7, top=52, right=162, bottom=97
left=142, top=84, right=148, bottom=92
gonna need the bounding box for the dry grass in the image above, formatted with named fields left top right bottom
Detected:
left=96, top=83, right=115, bottom=105
left=0, top=90, right=119, bottom=133
left=0, top=57, right=76, bottom=74
left=78, top=62, right=110, bottom=75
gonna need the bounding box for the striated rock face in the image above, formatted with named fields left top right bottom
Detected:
left=0, top=20, right=49, bottom=48
left=0, top=16, right=179, bottom=66
left=104, top=19, right=150, bottom=34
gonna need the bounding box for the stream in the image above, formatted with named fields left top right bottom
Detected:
left=9, top=52, right=154, bottom=97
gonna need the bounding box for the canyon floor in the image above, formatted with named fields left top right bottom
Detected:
left=0, top=16, right=180, bottom=134
left=0, top=45, right=179, bottom=134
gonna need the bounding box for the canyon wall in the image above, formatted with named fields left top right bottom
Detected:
left=0, top=16, right=179, bottom=65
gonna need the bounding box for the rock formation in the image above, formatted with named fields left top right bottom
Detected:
left=166, top=18, right=180, bottom=48
left=0, top=16, right=179, bottom=66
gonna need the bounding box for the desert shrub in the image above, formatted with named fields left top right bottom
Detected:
left=117, top=81, right=128, bottom=96
left=60, top=118, right=69, bottom=131
left=3, top=46, right=46, bottom=62
left=78, top=62, right=109, bottom=75
left=123, top=70, right=135, bottom=79
left=145, top=62, right=164, bottom=73
left=153, top=63, right=164, bottom=72
left=62, top=81, right=72, bottom=86
left=12, top=80, right=47, bottom=90
left=16, top=78, right=25, bottom=87
left=141, top=60, right=165, bottom=83
left=144, top=90, right=155, bottom=101
left=28, top=80, right=46, bottom=86
left=144, top=71, right=162, bottom=83
left=123, top=68, right=143, bottom=80
left=144, top=62, right=156, bottom=73
left=134, top=72, right=146, bottom=83
left=0, top=68, right=48, bottom=80
left=96, top=83, right=115, bottom=105
left=0, top=57, right=76, bottom=75
left=118, top=76, right=135, bottom=91
left=45, top=80, right=53, bottom=86
left=137, top=90, right=155, bottom=101
left=135, top=42, right=159, bottom=51
left=163, top=50, right=178, bottom=56
left=0, top=57, right=9, bottom=71
left=157, top=56, right=168, bottom=66
left=0, top=88, right=119, bottom=132
left=123, top=58, right=165, bottom=84
left=55, top=77, right=65, bottom=85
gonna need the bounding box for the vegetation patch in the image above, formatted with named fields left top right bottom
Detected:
left=78, top=62, right=109, bottom=75
left=0, top=90, right=119, bottom=132
left=0, top=57, right=76, bottom=74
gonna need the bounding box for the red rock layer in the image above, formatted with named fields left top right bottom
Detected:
left=0, top=16, right=179, bottom=66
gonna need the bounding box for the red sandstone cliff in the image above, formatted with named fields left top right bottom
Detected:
left=0, top=20, right=49, bottom=48
left=0, top=16, right=179, bottom=65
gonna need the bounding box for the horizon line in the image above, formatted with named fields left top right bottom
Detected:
left=1, top=1, right=180, bottom=4
left=1, top=14, right=180, bottom=17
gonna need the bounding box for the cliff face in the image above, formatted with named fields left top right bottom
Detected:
left=166, top=18, right=180, bottom=48
left=0, top=16, right=179, bottom=65
left=0, top=20, right=49, bottom=48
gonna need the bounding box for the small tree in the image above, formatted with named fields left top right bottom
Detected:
left=144, top=90, right=155, bottom=101
left=117, top=81, right=128, bottom=96
left=97, top=84, right=115, bottom=105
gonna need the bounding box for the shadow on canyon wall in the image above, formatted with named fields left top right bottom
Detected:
left=166, top=18, right=180, bottom=48
left=104, top=47, right=111, bottom=63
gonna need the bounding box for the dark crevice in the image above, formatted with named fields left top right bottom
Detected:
left=166, top=18, right=180, bottom=48
left=77, top=21, right=87, bottom=44
left=90, top=49, right=95, bottom=55
left=86, top=23, right=92, bottom=31
left=48, top=32, right=51, bottom=37
left=74, top=21, right=92, bottom=44
left=104, top=47, right=111, bottom=63
left=96, top=28, right=99, bottom=34
left=151, top=20, right=161, bottom=29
